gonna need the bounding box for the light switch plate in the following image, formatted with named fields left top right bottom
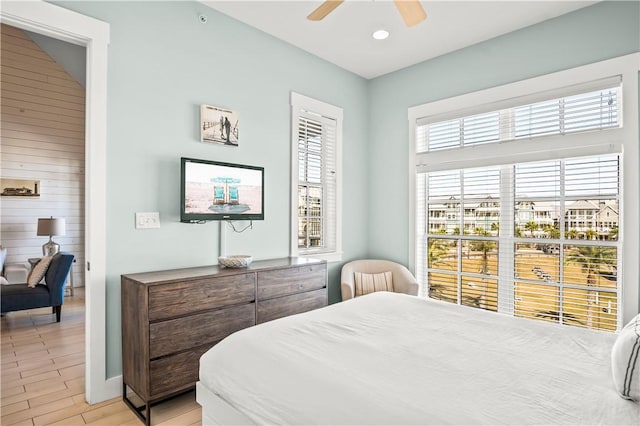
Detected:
left=136, top=212, right=160, bottom=229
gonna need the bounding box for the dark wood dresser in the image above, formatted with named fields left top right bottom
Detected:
left=121, top=257, right=327, bottom=425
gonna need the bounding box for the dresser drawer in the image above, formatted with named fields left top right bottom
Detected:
left=257, top=263, right=326, bottom=300
left=149, top=344, right=213, bottom=397
left=257, top=287, right=327, bottom=324
left=148, top=274, right=255, bottom=321
left=149, top=303, right=255, bottom=359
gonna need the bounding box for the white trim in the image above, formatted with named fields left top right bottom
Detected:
left=408, top=53, right=640, bottom=325
left=290, top=92, right=343, bottom=262
left=0, top=0, right=114, bottom=403
left=408, top=117, right=417, bottom=274
left=408, top=55, right=637, bottom=123
left=298, top=251, right=344, bottom=263
left=619, top=62, right=639, bottom=323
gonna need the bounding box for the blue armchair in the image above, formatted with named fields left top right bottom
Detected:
left=1, top=252, right=74, bottom=322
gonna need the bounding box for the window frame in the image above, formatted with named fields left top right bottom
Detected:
left=290, top=92, right=343, bottom=262
left=408, top=53, right=640, bottom=328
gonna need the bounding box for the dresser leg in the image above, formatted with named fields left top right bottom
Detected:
left=123, top=383, right=151, bottom=425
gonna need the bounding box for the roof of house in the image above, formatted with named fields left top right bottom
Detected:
left=566, top=200, right=600, bottom=210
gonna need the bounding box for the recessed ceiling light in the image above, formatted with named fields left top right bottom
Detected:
left=372, top=30, right=389, bottom=40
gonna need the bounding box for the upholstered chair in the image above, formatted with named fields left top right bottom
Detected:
left=0, top=252, right=74, bottom=322
left=341, top=259, right=419, bottom=301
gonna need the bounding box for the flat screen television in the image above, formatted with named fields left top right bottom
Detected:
left=181, top=157, right=264, bottom=222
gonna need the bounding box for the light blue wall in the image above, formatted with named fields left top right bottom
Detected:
left=56, top=1, right=369, bottom=377
left=367, top=1, right=640, bottom=264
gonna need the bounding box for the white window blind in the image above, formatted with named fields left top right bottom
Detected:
left=418, top=154, right=620, bottom=331
left=419, top=166, right=501, bottom=309
left=515, top=87, right=619, bottom=138
left=419, top=111, right=500, bottom=152
left=513, top=154, right=619, bottom=331
left=297, top=113, right=337, bottom=253
left=417, top=85, right=621, bottom=153
left=291, top=92, right=342, bottom=261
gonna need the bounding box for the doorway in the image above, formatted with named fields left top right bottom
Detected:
left=1, top=23, right=86, bottom=296
left=0, top=1, right=112, bottom=403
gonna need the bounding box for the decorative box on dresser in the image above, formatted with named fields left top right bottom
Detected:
left=121, top=257, right=327, bottom=425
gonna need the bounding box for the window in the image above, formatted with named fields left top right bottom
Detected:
left=290, top=93, right=342, bottom=262
left=409, top=56, right=640, bottom=331
left=417, top=85, right=621, bottom=153
left=419, top=154, right=620, bottom=331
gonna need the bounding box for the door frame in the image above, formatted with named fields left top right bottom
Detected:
left=0, top=1, right=116, bottom=403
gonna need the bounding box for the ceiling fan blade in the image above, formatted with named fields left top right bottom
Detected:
left=393, top=0, right=427, bottom=27
left=307, top=0, right=345, bottom=21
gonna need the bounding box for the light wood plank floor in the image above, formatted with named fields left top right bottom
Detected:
left=1, top=290, right=202, bottom=426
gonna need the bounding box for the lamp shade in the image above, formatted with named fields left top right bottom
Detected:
left=37, top=217, right=66, bottom=237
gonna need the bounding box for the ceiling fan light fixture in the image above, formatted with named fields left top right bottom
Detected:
left=372, top=29, right=390, bottom=40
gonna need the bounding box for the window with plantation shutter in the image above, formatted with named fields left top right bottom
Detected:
left=512, top=154, right=619, bottom=331
left=411, top=71, right=632, bottom=332
left=291, top=93, right=342, bottom=262
left=418, top=154, right=620, bottom=331
left=418, top=166, right=501, bottom=310
left=418, top=111, right=500, bottom=152
left=416, top=84, right=621, bottom=153
left=515, top=87, right=619, bottom=138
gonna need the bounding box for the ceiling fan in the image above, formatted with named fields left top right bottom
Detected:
left=307, top=0, right=427, bottom=27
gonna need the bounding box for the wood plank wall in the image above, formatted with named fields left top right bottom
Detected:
left=1, top=24, right=85, bottom=287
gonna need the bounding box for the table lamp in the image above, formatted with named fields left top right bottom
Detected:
left=37, top=217, right=66, bottom=256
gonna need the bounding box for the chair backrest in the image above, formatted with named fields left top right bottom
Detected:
left=45, top=252, right=74, bottom=306
left=342, top=259, right=400, bottom=282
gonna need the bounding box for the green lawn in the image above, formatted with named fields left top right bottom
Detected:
left=428, top=248, right=617, bottom=331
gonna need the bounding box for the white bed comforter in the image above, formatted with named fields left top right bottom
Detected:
left=199, top=292, right=640, bottom=425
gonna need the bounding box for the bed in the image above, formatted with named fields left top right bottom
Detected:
left=197, top=291, right=640, bottom=425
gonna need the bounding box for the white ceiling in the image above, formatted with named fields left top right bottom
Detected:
left=201, top=1, right=598, bottom=79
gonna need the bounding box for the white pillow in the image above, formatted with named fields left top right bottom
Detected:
left=27, top=256, right=53, bottom=288
left=611, top=313, right=640, bottom=401
left=354, top=271, right=394, bottom=297
left=0, top=276, right=8, bottom=285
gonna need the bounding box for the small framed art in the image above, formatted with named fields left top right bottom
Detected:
left=0, top=178, right=40, bottom=197
left=200, top=104, right=239, bottom=146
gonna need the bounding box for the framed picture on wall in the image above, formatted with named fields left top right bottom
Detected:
left=0, top=178, right=40, bottom=197
left=200, top=104, right=239, bottom=146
